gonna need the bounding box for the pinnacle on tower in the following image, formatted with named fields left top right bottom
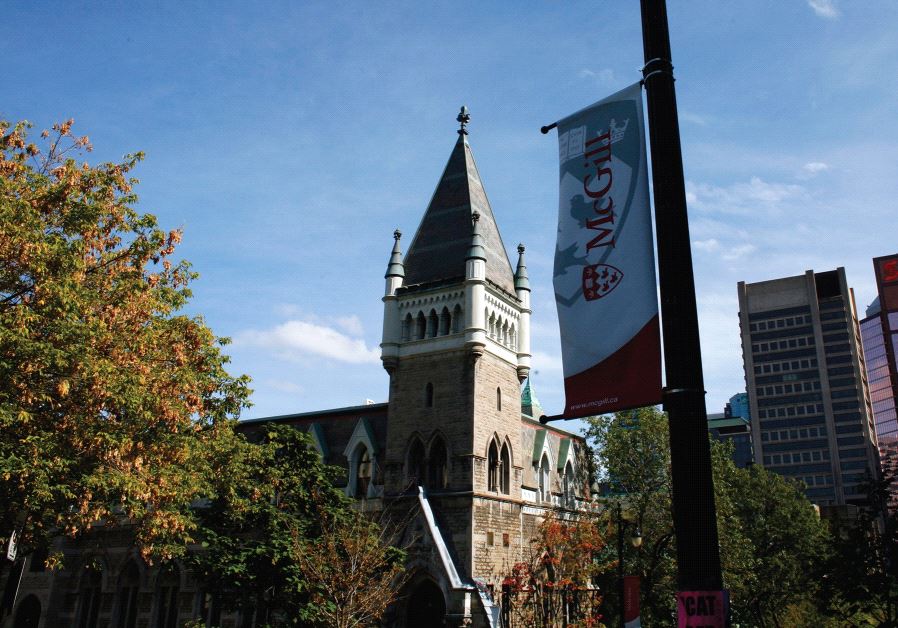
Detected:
left=466, top=212, right=486, bottom=261
left=514, top=243, right=530, bottom=292
left=385, top=229, right=405, bottom=279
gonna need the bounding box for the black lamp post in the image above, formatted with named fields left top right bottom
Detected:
left=616, top=501, right=642, bottom=628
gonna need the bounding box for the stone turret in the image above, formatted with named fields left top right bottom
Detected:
left=514, top=244, right=531, bottom=382
left=464, top=212, right=487, bottom=359
left=380, top=230, right=404, bottom=374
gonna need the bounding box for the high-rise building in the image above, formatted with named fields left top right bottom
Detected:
left=707, top=412, right=754, bottom=468
left=859, top=254, right=898, bottom=487
left=738, top=268, right=880, bottom=507
left=726, top=392, right=750, bottom=422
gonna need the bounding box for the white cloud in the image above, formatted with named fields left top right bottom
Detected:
left=686, top=177, right=808, bottom=216
left=237, top=319, right=380, bottom=364
left=692, top=238, right=720, bottom=253
left=335, top=315, right=365, bottom=336
left=579, top=68, right=615, bottom=84
left=721, top=244, right=757, bottom=261
left=797, top=161, right=830, bottom=179
left=679, top=111, right=708, bottom=126
left=808, top=0, right=839, bottom=19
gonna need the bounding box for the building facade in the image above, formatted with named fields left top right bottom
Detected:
left=738, top=268, right=880, bottom=507
left=2, top=115, right=589, bottom=628
left=859, top=253, right=898, bottom=505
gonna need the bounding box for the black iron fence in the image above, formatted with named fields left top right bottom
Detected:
left=498, top=583, right=604, bottom=628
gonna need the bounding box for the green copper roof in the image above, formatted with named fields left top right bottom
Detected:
left=521, top=377, right=544, bottom=419
left=403, top=132, right=514, bottom=293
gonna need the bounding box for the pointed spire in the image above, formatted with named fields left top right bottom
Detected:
left=521, top=376, right=544, bottom=419
left=466, top=212, right=486, bottom=261
left=385, top=229, right=405, bottom=278
left=403, top=111, right=515, bottom=293
left=514, top=243, right=530, bottom=292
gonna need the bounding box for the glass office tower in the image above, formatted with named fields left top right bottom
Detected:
left=738, top=268, right=880, bottom=507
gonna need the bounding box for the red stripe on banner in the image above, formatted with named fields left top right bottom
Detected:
left=563, top=315, right=661, bottom=417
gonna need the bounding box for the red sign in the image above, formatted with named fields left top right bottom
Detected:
left=677, top=590, right=727, bottom=627
left=623, top=576, right=641, bottom=626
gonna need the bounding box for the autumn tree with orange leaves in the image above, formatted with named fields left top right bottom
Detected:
left=501, top=512, right=612, bottom=628
left=0, top=119, right=250, bottom=562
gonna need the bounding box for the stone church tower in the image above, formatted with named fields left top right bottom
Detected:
left=378, top=109, right=538, bottom=625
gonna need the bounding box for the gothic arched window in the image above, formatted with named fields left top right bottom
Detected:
left=153, top=564, right=180, bottom=628
left=563, top=461, right=575, bottom=508
left=401, top=313, right=412, bottom=341
left=427, top=309, right=439, bottom=338
left=428, top=437, right=448, bottom=490
left=439, top=307, right=451, bottom=335
left=408, top=438, right=426, bottom=486
left=538, top=454, right=551, bottom=503
left=415, top=312, right=426, bottom=340
left=500, top=443, right=511, bottom=495
left=452, top=304, right=463, bottom=333
left=114, top=561, right=140, bottom=628
left=487, top=440, right=499, bottom=492
left=77, top=565, right=103, bottom=628
left=355, top=445, right=372, bottom=498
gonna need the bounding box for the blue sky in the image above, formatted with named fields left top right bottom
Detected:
left=5, top=1, right=897, bottom=426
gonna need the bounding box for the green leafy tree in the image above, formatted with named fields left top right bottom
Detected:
left=293, top=507, right=409, bottom=628
left=0, top=119, right=250, bottom=561
left=585, top=407, right=833, bottom=626
left=192, top=424, right=407, bottom=627
left=584, top=408, right=677, bottom=624
left=823, top=471, right=898, bottom=626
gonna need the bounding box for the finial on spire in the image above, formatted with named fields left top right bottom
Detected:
left=472, top=210, right=480, bottom=223
left=394, top=229, right=402, bottom=241
left=517, top=243, right=525, bottom=255
left=457, top=106, right=470, bottom=136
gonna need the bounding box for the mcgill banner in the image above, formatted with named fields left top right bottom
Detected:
left=553, top=82, right=661, bottom=417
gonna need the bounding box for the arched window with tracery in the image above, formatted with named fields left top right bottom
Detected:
left=355, top=445, right=372, bottom=498
left=408, top=438, right=426, bottom=486
left=538, top=454, right=551, bottom=503
left=114, top=561, right=140, bottom=628
left=487, top=440, right=499, bottom=492
left=563, top=461, right=576, bottom=508
left=500, top=443, right=511, bottom=495
left=153, top=564, right=180, bottom=628
left=77, top=565, right=103, bottom=628
left=428, top=437, right=448, bottom=490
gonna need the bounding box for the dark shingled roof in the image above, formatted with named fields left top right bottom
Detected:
left=403, top=135, right=515, bottom=293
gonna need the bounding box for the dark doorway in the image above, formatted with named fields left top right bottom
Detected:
left=406, top=579, right=445, bottom=627
left=14, top=594, right=41, bottom=628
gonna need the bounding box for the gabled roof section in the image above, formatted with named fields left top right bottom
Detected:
left=403, top=134, right=515, bottom=293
